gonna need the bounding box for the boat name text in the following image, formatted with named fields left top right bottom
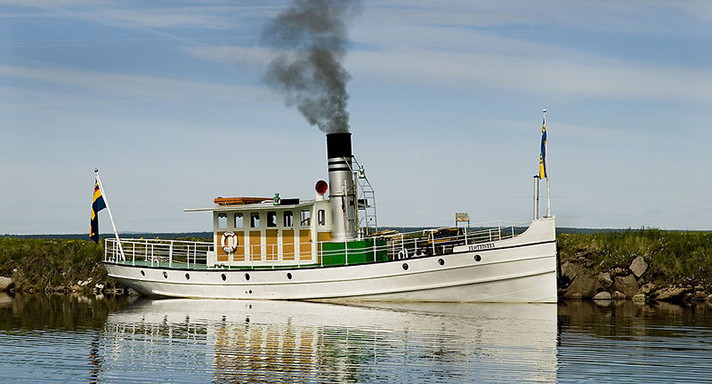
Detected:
left=469, top=243, right=495, bottom=251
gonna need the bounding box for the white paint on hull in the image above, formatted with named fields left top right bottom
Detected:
left=105, top=218, right=557, bottom=303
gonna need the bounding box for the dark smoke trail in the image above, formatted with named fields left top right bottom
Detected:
left=261, top=0, right=361, bottom=134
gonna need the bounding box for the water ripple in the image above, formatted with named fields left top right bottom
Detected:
left=1, top=296, right=711, bottom=383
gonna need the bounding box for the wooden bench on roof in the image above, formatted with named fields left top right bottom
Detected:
left=214, top=197, right=272, bottom=205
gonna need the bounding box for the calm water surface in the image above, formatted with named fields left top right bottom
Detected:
left=1, top=293, right=711, bottom=383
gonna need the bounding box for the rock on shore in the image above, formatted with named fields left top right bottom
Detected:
left=0, top=276, right=14, bottom=291
left=558, top=253, right=710, bottom=304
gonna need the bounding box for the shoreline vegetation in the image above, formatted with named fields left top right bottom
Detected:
left=1, top=229, right=711, bottom=304
left=558, top=228, right=712, bottom=304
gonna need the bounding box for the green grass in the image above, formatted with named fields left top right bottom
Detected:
left=557, top=229, right=712, bottom=289
left=3, top=229, right=711, bottom=292
left=0, top=237, right=109, bottom=291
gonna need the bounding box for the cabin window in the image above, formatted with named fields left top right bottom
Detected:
left=250, top=212, right=260, bottom=228
left=300, top=210, right=311, bottom=226
left=267, top=211, right=277, bottom=227
left=217, top=213, right=227, bottom=229
left=234, top=213, right=243, bottom=228
left=284, top=211, right=294, bottom=227
left=318, top=209, right=326, bottom=226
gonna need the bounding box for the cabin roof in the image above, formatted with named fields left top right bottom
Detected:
left=183, top=198, right=322, bottom=213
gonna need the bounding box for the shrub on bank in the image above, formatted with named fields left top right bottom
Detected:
left=0, top=238, right=111, bottom=292
left=558, top=229, right=712, bottom=290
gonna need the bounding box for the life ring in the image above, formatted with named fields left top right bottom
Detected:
left=221, top=232, right=238, bottom=253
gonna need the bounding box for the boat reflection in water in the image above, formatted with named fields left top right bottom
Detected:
left=102, top=299, right=557, bottom=383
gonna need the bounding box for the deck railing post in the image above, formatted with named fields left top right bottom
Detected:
left=344, top=240, right=349, bottom=265
left=373, top=239, right=376, bottom=262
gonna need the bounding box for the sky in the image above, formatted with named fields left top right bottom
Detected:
left=1, top=0, right=711, bottom=235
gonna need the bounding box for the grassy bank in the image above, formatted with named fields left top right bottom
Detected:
left=558, top=228, right=712, bottom=296
left=0, top=237, right=116, bottom=293
left=2, top=229, right=711, bottom=297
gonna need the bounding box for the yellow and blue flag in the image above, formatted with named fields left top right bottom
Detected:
left=539, top=116, right=547, bottom=179
left=90, top=181, right=106, bottom=243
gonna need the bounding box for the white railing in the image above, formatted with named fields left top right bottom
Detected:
left=103, top=221, right=530, bottom=269
left=372, top=221, right=530, bottom=260
left=104, top=238, right=213, bottom=268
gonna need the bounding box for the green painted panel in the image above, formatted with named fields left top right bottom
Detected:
left=321, top=239, right=388, bottom=266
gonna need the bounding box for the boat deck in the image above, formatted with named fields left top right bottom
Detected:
left=103, top=223, right=529, bottom=271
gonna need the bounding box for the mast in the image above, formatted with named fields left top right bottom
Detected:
left=544, top=109, right=551, bottom=217
left=94, top=169, right=126, bottom=261
left=533, top=175, right=540, bottom=219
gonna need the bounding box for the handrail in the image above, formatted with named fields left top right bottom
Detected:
left=104, top=238, right=214, bottom=267
left=103, top=221, right=531, bottom=269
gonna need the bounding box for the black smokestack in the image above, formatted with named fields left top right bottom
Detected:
left=326, top=132, right=353, bottom=160
left=261, top=0, right=361, bottom=134
left=325, top=132, right=356, bottom=241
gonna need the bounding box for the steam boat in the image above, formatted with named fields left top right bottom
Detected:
left=102, top=132, right=558, bottom=302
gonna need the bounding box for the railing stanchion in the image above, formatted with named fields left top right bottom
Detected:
left=344, top=240, right=348, bottom=265
left=373, top=239, right=376, bottom=262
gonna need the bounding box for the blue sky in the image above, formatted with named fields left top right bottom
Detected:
left=1, top=0, right=711, bottom=234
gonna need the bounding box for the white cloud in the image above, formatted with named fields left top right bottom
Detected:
left=0, top=0, right=109, bottom=6
left=183, top=45, right=274, bottom=66
left=347, top=47, right=712, bottom=103
left=367, top=1, right=710, bottom=35
left=0, top=65, right=272, bottom=104
left=181, top=34, right=712, bottom=104
left=83, top=8, right=234, bottom=29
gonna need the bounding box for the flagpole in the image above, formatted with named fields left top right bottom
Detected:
left=543, top=109, right=552, bottom=217
left=94, top=168, right=125, bottom=261
left=533, top=175, right=540, bottom=220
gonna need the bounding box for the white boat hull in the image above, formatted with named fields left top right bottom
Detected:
left=105, top=218, right=557, bottom=303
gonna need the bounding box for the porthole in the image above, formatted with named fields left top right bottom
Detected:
left=248, top=290, right=253, bottom=294
left=438, top=258, right=445, bottom=266
left=474, top=255, right=482, bottom=262
left=245, top=273, right=250, bottom=281
left=221, top=273, right=227, bottom=281
left=185, top=273, right=190, bottom=280
left=402, top=263, right=409, bottom=270
left=287, top=272, right=293, bottom=280
left=163, top=271, right=168, bottom=279
left=140, top=270, right=145, bottom=277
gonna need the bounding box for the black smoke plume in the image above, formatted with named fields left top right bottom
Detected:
left=261, top=0, right=361, bottom=134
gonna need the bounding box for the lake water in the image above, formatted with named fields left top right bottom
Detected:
left=1, top=293, right=711, bottom=383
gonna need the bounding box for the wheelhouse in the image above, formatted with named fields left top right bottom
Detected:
left=202, top=197, right=334, bottom=268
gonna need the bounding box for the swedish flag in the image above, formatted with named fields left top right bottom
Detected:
left=539, top=117, right=547, bottom=179
left=90, top=181, right=106, bottom=243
